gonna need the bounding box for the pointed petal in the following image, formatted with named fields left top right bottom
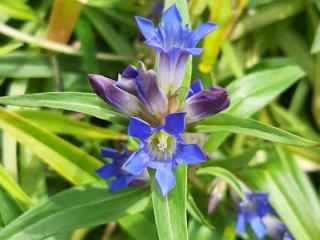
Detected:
left=250, top=216, right=266, bottom=239
left=164, top=112, right=186, bottom=136
left=188, top=22, right=217, bottom=46
left=185, top=86, right=230, bottom=122
left=128, top=117, right=152, bottom=140
left=88, top=74, right=141, bottom=116
left=187, top=79, right=204, bottom=98
left=136, top=66, right=168, bottom=114
left=135, top=16, right=155, bottom=40
left=96, top=164, right=116, bottom=179
left=110, top=176, right=131, bottom=191
left=162, top=4, right=182, bottom=29
left=176, top=143, right=206, bottom=165
left=236, top=213, right=246, bottom=234
left=101, top=148, right=121, bottom=159
left=121, top=65, right=138, bottom=78
left=122, top=149, right=150, bottom=175
left=155, top=163, right=176, bottom=196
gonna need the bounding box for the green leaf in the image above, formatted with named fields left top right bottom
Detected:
left=0, top=164, right=32, bottom=210
left=0, top=184, right=151, bottom=240
left=0, top=92, right=128, bottom=125
left=0, top=0, right=37, bottom=20
left=187, top=194, right=213, bottom=229
left=17, top=110, right=127, bottom=140
left=150, top=164, right=188, bottom=240
left=0, top=42, right=23, bottom=55
left=0, top=187, right=23, bottom=225
left=75, top=17, right=99, bottom=73
left=0, top=107, right=101, bottom=185
left=241, top=146, right=320, bottom=240
left=197, top=113, right=319, bottom=147
left=197, top=167, right=245, bottom=200
left=204, top=65, right=306, bottom=151
left=84, top=8, right=132, bottom=55
left=119, top=212, right=158, bottom=240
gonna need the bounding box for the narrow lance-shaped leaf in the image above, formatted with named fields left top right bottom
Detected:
left=0, top=184, right=151, bottom=240
left=17, top=110, right=127, bottom=140
left=0, top=164, right=32, bottom=211
left=0, top=92, right=128, bottom=125
left=196, top=113, right=320, bottom=148
left=0, top=107, right=101, bottom=185
left=150, top=165, right=188, bottom=240
left=204, top=65, right=306, bottom=151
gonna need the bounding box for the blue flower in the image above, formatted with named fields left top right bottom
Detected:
left=136, top=4, right=217, bottom=95
left=236, top=192, right=275, bottom=239
left=122, top=112, right=206, bottom=196
left=89, top=63, right=168, bottom=125
left=185, top=79, right=230, bottom=122
left=96, top=146, right=149, bottom=192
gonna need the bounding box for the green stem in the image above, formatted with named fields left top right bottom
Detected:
left=0, top=23, right=131, bottom=61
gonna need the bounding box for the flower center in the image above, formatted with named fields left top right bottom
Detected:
left=148, top=130, right=177, bottom=160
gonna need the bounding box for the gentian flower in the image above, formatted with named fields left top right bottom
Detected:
left=236, top=192, right=275, bottom=239
left=185, top=79, right=230, bottom=122
left=136, top=4, right=217, bottom=95
left=96, top=146, right=149, bottom=191
left=122, top=112, right=206, bottom=196
left=88, top=63, right=168, bottom=125
left=264, top=216, right=295, bottom=240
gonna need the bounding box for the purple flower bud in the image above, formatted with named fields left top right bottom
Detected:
left=88, top=74, right=142, bottom=116
left=89, top=62, right=168, bottom=122
left=185, top=83, right=230, bottom=122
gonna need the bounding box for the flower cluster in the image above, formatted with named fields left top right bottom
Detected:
left=89, top=4, right=229, bottom=196
left=89, top=4, right=294, bottom=239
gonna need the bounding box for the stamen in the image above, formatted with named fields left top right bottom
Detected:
left=157, top=134, right=168, bottom=151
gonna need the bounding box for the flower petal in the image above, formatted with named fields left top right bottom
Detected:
left=187, top=79, right=204, bottom=98
left=164, top=112, right=186, bottom=136
left=162, top=4, right=182, bottom=31
left=122, top=149, right=150, bottom=176
left=250, top=216, right=267, bottom=239
left=88, top=74, right=142, bottom=116
left=187, top=22, right=217, bottom=46
left=128, top=117, right=152, bottom=140
left=101, top=147, right=121, bottom=159
left=96, top=164, right=116, bottom=179
left=175, top=143, right=206, bottom=165
left=155, top=163, right=176, bottom=196
left=135, top=16, right=154, bottom=40
left=110, top=176, right=131, bottom=192
left=236, top=213, right=246, bottom=234
left=136, top=65, right=168, bottom=114
left=185, top=86, right=230, bottom=122
left=116, top=65, right=138, bottom=95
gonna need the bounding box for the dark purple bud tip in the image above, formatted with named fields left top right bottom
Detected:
left=185, top=85, right=230, bottom=122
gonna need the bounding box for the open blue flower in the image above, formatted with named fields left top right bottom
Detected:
left=96, top=146, right=149, bottom=192
left=136, top=4, right=217, bottom=95
left=185, top=79, right=230, bottom=122
left=236, top=192, right=275, bottom=239
left=122, top=112, right=206, bottom=196
left=89, top=63, right=168, bottom=125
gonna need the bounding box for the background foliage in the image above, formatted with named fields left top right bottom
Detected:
left=0, top=0, right=320, bottom=239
